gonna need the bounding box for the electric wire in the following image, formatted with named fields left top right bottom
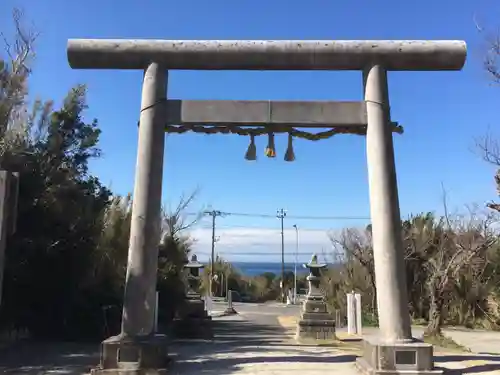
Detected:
left=185, top=210, right=370, bottom=220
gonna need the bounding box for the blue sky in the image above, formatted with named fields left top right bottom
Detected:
left=2, top=0, right=500, bottom=263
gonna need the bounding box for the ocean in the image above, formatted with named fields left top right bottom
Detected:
left=231, top=262, right=308, bottom=277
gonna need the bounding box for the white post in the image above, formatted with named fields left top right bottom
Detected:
left=355, top=292, right=362, bottom=336
left=221, top=273, right=224, bottom=298
left=154, top=291, right=159, bottom=333
left=347, top=291, right=356, bottom=334
left=347, top=291, right=362, bottom=335
left=205, top=293, right=213, bottom=315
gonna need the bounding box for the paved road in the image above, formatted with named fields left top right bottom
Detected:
left=233, top=302, right=300, bottom=319
left=4, top=301, right=500, bottom=374
left=218, top=301, right=500, bottom=355
left=229, top=302, right=300, bottom=324
left=171, top=314, right=362, bottom=375
left=173, top=305, right=500, bottom=375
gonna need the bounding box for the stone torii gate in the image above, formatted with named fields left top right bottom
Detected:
left=67, top=39, right=466, bottom=375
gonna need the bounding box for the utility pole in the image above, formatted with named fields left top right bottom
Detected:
left=277, top=208, right=286, bottom=303
left=293, top=224, right=298, bottom=304
left=205, top=210, right=223, bottom=296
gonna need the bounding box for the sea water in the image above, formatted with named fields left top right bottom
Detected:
left=231, top=262, right=307, bottom=277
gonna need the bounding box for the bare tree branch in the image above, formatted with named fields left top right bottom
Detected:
left=474, top=130, right=500, bottom=211
left=0, top=7, right=39, bottom=159
left=476, top=130, right=500, bottom=167
left=476, top=14, right=500, bottom=84
left=161, top=188, right=203, bottom=240
left=423, top=194, right=497, bottom=335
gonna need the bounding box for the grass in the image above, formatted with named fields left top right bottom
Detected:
left=411, top=318, right=428, bottom=326
left=422, top=332, right=470, bottom=352
left=278, top=315, right=475, bottom=353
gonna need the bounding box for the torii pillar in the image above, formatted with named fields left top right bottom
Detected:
left=67, top=39, right=466, bottom=375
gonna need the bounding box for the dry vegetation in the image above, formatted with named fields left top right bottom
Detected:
left=325, top=207, right=500, bottom=338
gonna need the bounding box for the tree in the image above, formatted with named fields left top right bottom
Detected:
left=0, top=9, right=202, bottom=341
left=476, top=133, right=500, bottom=212
left=88, top=194, right=132, bottom=337
left=476, top=19, right=500, bottom=211
left=0, top=8, right=38, bottom=149
left=330, top=227, right=377, bottom=313
left=157, top=191, right=200, bottom=324
left=260, top=272, right=276, bottom=287
left=477, top=17, right=500, bottom=84
left=402, top=206, right=497, bottom=337
left=401, top=213, right=436, bottom=320
left=202, top=255, right=241, bottom=297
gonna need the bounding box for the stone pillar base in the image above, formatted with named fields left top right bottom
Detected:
left=295, top=319, right=336, bottom=340
left=172, top=298, right=213, bottom=339
left=224, top=307, right=238, bottom=315
left=92, top=369, right=167, bottom=375
left=91, top=334, right=169, bottom=375
left=295, top=295, right=336, bottom=341
left=355, top=336, right=443, bottom=375
left=172, top=316, right=213, bottom=339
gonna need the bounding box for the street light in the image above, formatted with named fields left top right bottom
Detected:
left=292, top=224, right=299, bottom=304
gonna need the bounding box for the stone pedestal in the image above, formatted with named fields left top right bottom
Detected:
left=295, top=296, right=336, bottom=340
left=172, top=254, right=213, bottom=339
left=355, top=337, right=443, bottom=375
left=172, top=299, right=213, bottom=339
left=295, top=255, right=335, bottom=341
left=91, top=334, right=169, bottom=375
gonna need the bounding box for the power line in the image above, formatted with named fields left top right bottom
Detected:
left=187, top=211, right=370, bottom=220
left=215, top=212, right=277, bottom=219
left=284, top=215, right=370, bottom=220
left=195, top=224, right=345, bottom=231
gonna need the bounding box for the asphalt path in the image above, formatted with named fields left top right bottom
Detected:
left=215, top=301, right=300, bottom=325
left=0, top=303, right=297, bottom=374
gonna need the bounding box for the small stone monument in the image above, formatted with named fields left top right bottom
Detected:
left=295, top=254, right=336, bottom=341
left=224, top=290, right=237, bottom=315
left=347, top=291, right=362, bottom=335
left=172, top=254, right=213, bottom=339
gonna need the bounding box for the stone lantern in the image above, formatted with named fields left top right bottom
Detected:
left=172, top=254, right=213, bottom=339
left=185, top=254, right=203, bottom=299
left=295, top=254, right=336, bottom=340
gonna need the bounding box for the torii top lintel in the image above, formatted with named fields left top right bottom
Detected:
left=67, top=39, right=466, bottom=71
